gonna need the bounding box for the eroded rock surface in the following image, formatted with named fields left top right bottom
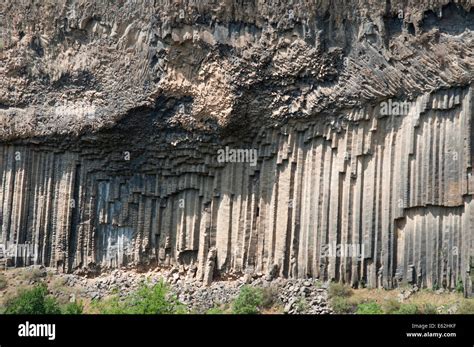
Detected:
left=0, top=1, right=473, bottom=294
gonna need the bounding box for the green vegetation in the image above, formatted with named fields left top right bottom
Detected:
left=63, top=300, right=84, bottom=314
left=356, top=301, right=383, bottom=314
left=94, top=280, right=186, bottom=314
left=232, top=285, right=264, bottom=314
left=4, top=283, right=61, bottom=314
left=395, top=303, right=419, bottom=314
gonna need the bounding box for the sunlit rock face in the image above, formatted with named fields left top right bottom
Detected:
left=0, top=0, right=473, bottom=294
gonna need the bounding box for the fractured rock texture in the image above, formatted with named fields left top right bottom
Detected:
left=0, top=0, right=473, bottom=293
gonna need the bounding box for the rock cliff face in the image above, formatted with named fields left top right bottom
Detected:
left=0, top=0, right=473, bottom=294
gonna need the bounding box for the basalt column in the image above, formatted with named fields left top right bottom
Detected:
left=0, top=86, right=472, bottom=295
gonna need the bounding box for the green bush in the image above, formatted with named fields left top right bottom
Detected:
left=382, top=298, right=401, bottom=314
left=457, top=300, right=474, bottom=314
left=0, top=273, right=7, bottom=290
left=96, top=280, right=186, bottom=314
left=232, top=286, right=264, bottom=314
left=328, top=282, right=352, bottom=299
left=356, top=301, right=383, bottom=314
left=5, top=283, right=61, bottom=314
left=396, top=303, right=419, bottom=314
left=330, top=297, right=357, bottom=314
left=63, top=301, right=84, bottom=314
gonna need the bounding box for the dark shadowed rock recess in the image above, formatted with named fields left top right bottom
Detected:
left=0, top=0, right=473, bottom=295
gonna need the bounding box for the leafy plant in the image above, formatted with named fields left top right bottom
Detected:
left=4, top=283, right=61, bottom=314
left=95, top=280, right=186, bottom=314
left=396, top=303, right=419, bottom=314
left=63, top=300, right=84, bottom=314
left=232, top=286, right=264, bottom=314
left=356, top=301, right=383, bottom=314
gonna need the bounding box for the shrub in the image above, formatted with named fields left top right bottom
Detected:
left=0, top=273, right=7, bottom=290
left=63, top=301, right=84, bottom=314
left=382, top=298, right=401, bottom=314
left=396, top=303, right=419, bottom=314
left=127, top=281, right=187, bottom=314
left=356, top=301, right=383, bottom=314
left=232, top=286, right=264, bottom=314
left=5, top=283, right=61, bottom=314
left=97, top=280, right=186, bottom=314
left=328, top=282, right=352, bottom=299
left=330, top=297, right=357, bottom=314
left=457, top=300, right=474, bottom=314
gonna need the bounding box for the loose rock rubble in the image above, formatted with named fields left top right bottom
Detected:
left=51, top=267, right=332, bottom=314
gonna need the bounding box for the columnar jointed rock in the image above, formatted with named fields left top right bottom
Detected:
left=0, top=1, right=473, bottom=295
